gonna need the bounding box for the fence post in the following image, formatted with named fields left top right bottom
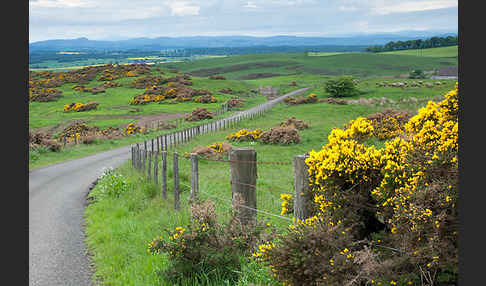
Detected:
left=154, top=151, right=159, bottom=185
left=131, top=146, right=134, bottom=169
left=229, top=147, right=257, bottom=226
left=173, top=152, right=180, bottom=211
left=161, top=151, right=167, bottom=199
left=151, top=138, right=154, bottom=152
left=293, top=154, right=313, bottom=223
left=190, top=153, right=198, bottom=201
left=142, top=149, right=146, bottom=173
left=147, top=151, right=152, bottom=180
left=157, top=136, right=160, bottom=152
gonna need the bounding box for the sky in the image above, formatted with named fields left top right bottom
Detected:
left=29, top=0, right=458, bottom=43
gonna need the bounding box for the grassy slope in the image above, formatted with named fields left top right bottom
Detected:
left=84, top=81, right=457, bottom=285
left=168, top=51, right=457, bottom=79
left=29, top=68, right=259, bottom=130
left=379, top=45, right=458, bottom=58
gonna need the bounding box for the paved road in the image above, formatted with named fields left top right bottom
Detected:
left=28, top=87, right=308, bottom=286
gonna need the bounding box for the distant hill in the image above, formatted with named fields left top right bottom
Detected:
left=29, top=32, right=457, bottom=52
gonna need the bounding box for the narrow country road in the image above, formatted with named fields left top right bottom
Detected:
left=28, top=87, right=309, bottom=286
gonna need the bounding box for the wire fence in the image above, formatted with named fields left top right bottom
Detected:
left=127, top=87, right=311, bottom=225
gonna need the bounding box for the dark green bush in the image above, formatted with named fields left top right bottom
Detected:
left=324, top=76, right=359, bottom=98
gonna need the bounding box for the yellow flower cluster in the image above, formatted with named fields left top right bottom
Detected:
left=372, top=84, right=458, bottom=237
left=208, top=142, right=224, bottom=153
left=226, top=128, right=263, bottom=142
left=63, top=103, right=86, bottom=112
left=169, top=226, right=186, bottom=241
left=125, top=123, right=145, bottom=135
left=252, top=241, right=275, bottom=258
left=280, top=194, right=292, bottom=215
left=130, top=93, right=166, bottom=105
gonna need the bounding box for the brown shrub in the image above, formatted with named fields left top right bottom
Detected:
left=319, top=98, right=348, bottom=105
left=219, top=88, right=234, bottom=94
left=185, top=107, right=214, bottom=121
left=279, top=117, right=309, bottom=130
left=258, top=126, right=300, bottom=145
left=189, top=146, right=221, bottom=159
left=226, top=97, right=244, bottom=109
left=209, top=75, right=226, bottom=80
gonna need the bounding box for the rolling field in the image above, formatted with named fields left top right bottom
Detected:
left=379, top=45, right=458, bottom=57
left=166, top=50, right=457, bottom=79
left=29, top=46, right=458, bottom=170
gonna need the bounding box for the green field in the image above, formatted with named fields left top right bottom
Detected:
left=166, top=51, right=457, bottom=79
left=29, top=46, right=458, bottom=170
left=379, top=45, right=458, bottom=58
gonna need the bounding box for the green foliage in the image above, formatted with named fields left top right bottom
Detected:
left=409, top=69, right=426, bottom=79
left=89, top=167, right=132, bottom=199
left=324, top=76, right=359, bottom=98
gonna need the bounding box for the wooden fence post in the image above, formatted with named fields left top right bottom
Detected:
left=157, top=136, right=160, bottom=152
left=293, top=154, right=313, bottom=223
left=173, top=152, right=180, bottom=210
left=147, top=151, right=152, bottom=180
left=190, top=153, right=198, bottom=201
left=161, top=151, right=167, bottom=199
left=229, top=147, right=257, bottom=226
left=151, top=138, right=154, bottom=152
left=154, top=151, right=159, bottom=185
left=142, top=149, right=146, bottom=173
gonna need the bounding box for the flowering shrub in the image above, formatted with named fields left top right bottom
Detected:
left=63, top=102, right=99, bottom=112
left=129, top=93, right=165, bottom=105
left=284, top=93, right=318, bottom=105
left=366, top=109, right=412, bottom=140
left=253, top=217, right=359, bottom=286
left=125, top=123, right=145, bottom=135
left=194, top=95, right=217, bottom=103
left=256, top=84, right=459, bottom=285
left=208, top=142, right=224, bottom=153
left=29, top=87, right=62, bottom=102
left=147, top=200, right=275, bottom=283
left=226, top=128, right=263, bottom=142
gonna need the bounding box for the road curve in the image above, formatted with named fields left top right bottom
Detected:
left=29, top=87, right=309, bottom=286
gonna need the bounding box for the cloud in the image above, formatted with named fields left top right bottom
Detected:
left=167, top=1, right=200, bottom=16
left=30, top=0, right=96, bottom=8
left=372, top=0, right=458, bottom=15
left=243, top=1, right=258, bottom=8
left=28, top=0, right=458, bottom=42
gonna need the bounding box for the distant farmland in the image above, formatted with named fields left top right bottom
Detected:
left=166, top=50, right=458, bottom=79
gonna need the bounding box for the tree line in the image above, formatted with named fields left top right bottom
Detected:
left=365, top=35, right=458, bottom=53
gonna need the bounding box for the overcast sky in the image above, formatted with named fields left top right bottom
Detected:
left=29, top=0, right=458, bottom=43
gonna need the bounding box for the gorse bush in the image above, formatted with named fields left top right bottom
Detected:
left=256, top=84, right=459, bottom=285
left=324, top=76, right=359, bottom=98
left=147, top=200, right=276, bottom=284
